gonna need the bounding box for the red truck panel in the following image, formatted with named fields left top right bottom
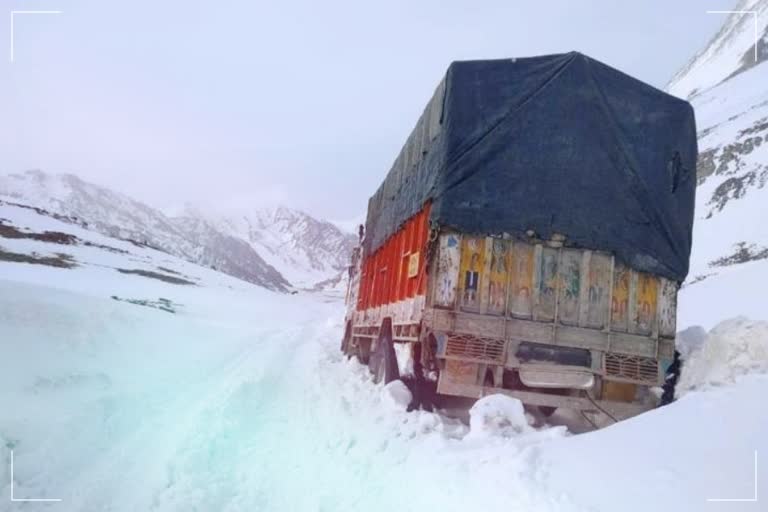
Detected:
left=357, top=203, right=430, bottom=312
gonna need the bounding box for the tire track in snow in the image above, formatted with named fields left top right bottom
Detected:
left=146, top=323, right=314, bottom=511
left=50, top=326, right=301, bottom=512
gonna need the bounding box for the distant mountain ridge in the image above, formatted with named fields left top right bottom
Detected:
left=0, top=170, right=355, bottom=291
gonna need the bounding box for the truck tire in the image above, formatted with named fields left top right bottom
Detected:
left=538, top=406, right=557, bottom=417
left=370, top=318, right=399, bottom=384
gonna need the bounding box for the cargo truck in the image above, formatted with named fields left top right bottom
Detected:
left=341, top=52, right=697, bottom=424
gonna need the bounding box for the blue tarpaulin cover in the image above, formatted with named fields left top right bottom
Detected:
left=364, top=52, right=697, bottom=282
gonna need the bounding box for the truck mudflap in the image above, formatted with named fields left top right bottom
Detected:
left=436, top=378, right=654, bottom=422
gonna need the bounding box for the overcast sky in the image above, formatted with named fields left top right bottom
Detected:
left=1, top=0, right=736, bottom=221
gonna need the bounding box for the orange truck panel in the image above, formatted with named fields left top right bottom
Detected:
left=357, top=204, right=430, bottom=311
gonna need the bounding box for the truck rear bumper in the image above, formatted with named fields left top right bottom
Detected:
left=518, top=365, right=595, bottom=389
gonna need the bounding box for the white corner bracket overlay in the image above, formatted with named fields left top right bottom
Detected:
left=707, top=9, right=760, bottom=63
left=706, top=451, right=759, bottom=503
left=9, top=9, right=63, bottom=63
left=9, top=450, right=63, bottom=503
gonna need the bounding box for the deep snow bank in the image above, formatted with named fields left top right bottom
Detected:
left=540, top=374, right=767, bottom=511
left=537, top=317, right=768, bottom=511
left=467, top=394, right=537, bottom=438
left=678, top=317, right=768, bottom=394
left=456, top=319, right=768, bottom=512
left=678, top=258, right=768, bottom=329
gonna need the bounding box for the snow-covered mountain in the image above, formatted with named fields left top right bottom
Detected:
left=667, top=0, right=768, bottom=101
left=165, top=214, right=291, bottom=291
left=668, top=1, right=768, bottom=328
left=0, top=170, right=356, bottom=292
left=180, top=205, right=357, bottom=290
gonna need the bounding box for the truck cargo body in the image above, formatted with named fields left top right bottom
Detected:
left=342, top=52, right=696, bottom=424
left=344, top=204, right=677, bottom=421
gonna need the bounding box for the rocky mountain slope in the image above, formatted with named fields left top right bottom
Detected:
left=0, top=170, right=353, bottom=291
left=667, top=0, right=768, bottom=327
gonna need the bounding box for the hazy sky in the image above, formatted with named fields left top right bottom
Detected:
left=1, top=0, right=736, bottom=221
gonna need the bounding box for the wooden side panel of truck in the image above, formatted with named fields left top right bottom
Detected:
left=344, top=204, right=679, bottom=423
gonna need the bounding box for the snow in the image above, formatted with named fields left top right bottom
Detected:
left=381, top=380, right=413, bottom=410
left=542, top=375, right=767, bottom=511
left=467, top=395, right=535, bottom=438
left=1, top=195, right=768, bottom=512
left=678, top=317, right=768, bottom=394
left=675, top=325, right=708, bottom=360
left=393, top=342, right=415, bottom=377
left=691, top=60, right=768, bottom=136
left=679, top=258, right=768, bottom=329
left=667, top=0, right=768, bottom=100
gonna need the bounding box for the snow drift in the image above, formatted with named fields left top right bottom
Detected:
left=678, top=317, right=768, bottom=394
left=467, top=395, right=535, bottom=438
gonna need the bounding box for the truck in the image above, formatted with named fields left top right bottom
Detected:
left=341, top=52, right=697, bottom=425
